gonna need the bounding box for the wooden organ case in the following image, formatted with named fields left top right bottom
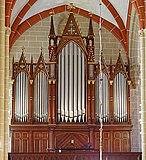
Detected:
left=10, top=12, right=132, bottom=155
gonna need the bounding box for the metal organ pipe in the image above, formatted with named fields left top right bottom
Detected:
left=58, top=54, right=61, bottom=122
left=69, top=42, right=73, bottom=122
left=82, top=54, right=85, bottom=121
left=15, top=72, right=28, bottom=122
left=34, top=72, right=48, bottom=122
left=78, top=48, right=81, bottom=122
left=114, top=73, right=127, bottom=122
left=58, top=42, right=86, bottom=122
left=65, top=46, right=69, bottom=122
left=95, top=73, right=109, bottom=123
left=74, top=44, right=77, bottom=122
left=61, top=48, right=65, bottom=121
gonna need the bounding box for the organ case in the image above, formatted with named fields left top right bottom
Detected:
left=10, top=12, right=132, bottom=153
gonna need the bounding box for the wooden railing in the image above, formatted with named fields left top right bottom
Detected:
left=9, top=152, right=142, bottom=160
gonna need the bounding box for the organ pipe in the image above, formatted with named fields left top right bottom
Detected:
left=58, top=42, right=86, bottom=122
left=34, top=72, right=48, bottom=122
left=15, top=72, right=28, bottom=122
left=114, top=73, right=127, bottom=122
left=95, top=73, right=109, bottom=123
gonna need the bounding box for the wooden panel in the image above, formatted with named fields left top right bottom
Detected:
left=95, top=132, right=111, bottom=152
left=55, top=132, right=89, bottom=149
left=9, top=152, right=142, bottom=160
left=113, top=131, right=130, bottom=152
left=10, top=125, right=131, bottom=153
left=121, top=132, right=130, bottom=152
left=113, top=132, right=121, bottom=152
left=95, top=132, right=100, bottom=151
left=33, top=132, right=49, bottom=152
left=13, top=132, right=29, bottom=152
left=103, top=132, right=111, bottom=152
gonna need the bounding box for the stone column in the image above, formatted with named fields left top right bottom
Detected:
left=4, top=27, right=11, bottom=160
left=0, top=0, right=5, bottom=159
left=140, top=28, right=146, bottom=160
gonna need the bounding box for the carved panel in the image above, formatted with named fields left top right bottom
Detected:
left=55, top=132, right=89, bottom=149
left=33, top=132, right=49, bottom=152
left=13, top=132, right=29, bottom=152
left=49, top=46, right=57, bottom=62
left=113, top=131, right=130, bottom=152
left=114, top=53, right=128, bottom=79
left=33, top=53, right=49, bottom=78
left=103, top=132, right=111, bottom=152
left=87, top=46, right=95, bottom=62
left=13, top=53, right=30, bottom=79
left=95, top=132, right=111, bottom=152
left=121, top=132, right=130, bottom=152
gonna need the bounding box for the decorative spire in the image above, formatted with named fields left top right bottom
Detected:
left=40, top=46, right=43, bottom=55
left=118, top=48, right=121, bottom=56
left=62, top=10, right=81, bottom=36
left=88, top=12, right=94, bottom=37
left=49, top=12, right=55, bottom=37
left=22, top=46, right=25, bottom=55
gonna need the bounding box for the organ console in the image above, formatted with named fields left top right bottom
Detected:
left=10, top=11, right=132, bottom=156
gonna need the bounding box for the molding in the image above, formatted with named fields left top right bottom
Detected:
left=30, top=80, right=33, bottom=85
left=49, top=79, right=56, bottom=84
left=110, top=80, right=113, bottom=85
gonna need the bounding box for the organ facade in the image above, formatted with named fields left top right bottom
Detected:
left=10, top=11, right=132, bottom=154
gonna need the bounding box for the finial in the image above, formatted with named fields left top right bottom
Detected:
left=40, top=46, right=43, bottom=55
left=49, top=11, right=55, bottom=16
left=22, top=46, right=25, bottom=54
left=88, top=12, right=94, bottom=37
left=49, top=12, right=56, bottom=36
left=119, top=48, right=121, bottom=55
left=67, top=3, right=76, bottom=12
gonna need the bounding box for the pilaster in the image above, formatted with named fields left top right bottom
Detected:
left=0, top=0, right=6, bottom=160
left=4, top=27, right=11, bottom=160
left=139, top=28, right=146, bottom=160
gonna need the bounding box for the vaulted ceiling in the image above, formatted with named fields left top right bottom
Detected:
left=5, top=0, right=145, bottom=53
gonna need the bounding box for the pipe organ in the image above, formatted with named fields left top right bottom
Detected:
left=10, top=12, right=132, bottom=155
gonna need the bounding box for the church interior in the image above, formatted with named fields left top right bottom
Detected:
left=0, top=0, right=146, bottom=159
